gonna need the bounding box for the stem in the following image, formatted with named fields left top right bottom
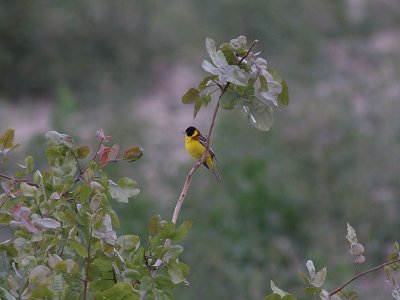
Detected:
left=0, top=173, right=38, bottom=187
left=144, top=41, right=257, bottom=297
left=83, top=226, right=92, bottom=300
left=330, top=258, right=400, bottom=296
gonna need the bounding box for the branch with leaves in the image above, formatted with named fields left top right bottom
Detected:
left=264, top=223, right=400, bottom=300
left=0, top=35, right=289, bottom=300
left=146, top=36, right=289, bottom=288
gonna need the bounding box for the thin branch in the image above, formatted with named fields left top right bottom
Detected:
left=147, top=82, right=229, bottom=284
left=83, top=225, right=93, bottom=300
left=71, top=150, right=83, bottom=175
left=0, top=173, right=39, bottom=187
left=144, top=40, right=257, bottom=297
left=330, top=258, right=400, bottom=296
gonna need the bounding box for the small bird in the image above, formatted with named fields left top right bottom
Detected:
left=184, top=126, right=221, bottom=182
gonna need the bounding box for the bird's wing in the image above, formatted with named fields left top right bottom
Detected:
left=198, top=134, right=217, bottom=161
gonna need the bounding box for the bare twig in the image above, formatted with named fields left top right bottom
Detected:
left=330, top=258, right=400, bottom=296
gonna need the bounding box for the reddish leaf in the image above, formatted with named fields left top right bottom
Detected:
left=12, top=204, right=38, bottom=233
left=109, top=143, right=120, bottom=161
left=99, top=146, right=111, bottom=167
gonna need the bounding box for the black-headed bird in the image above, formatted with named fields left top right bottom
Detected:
left=184, top=126, right=221, bottom=182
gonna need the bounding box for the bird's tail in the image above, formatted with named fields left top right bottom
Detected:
left=211, top=165, right=222, bottom=182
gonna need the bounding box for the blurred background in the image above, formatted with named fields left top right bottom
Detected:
left=1, top=0, right=400, bottom=299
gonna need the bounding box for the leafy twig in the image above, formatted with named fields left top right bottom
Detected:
left=330, top=258, right=400, bottom=296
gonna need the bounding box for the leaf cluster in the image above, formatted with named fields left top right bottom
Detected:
left=0, top=128, right=190, bottom=300
left=182, top=36, right=289, bottom=131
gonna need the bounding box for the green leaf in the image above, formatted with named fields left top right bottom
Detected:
left=123, top=269, right=141, bottom=281
left=236, top=84, right=255, bottom=98
left=201, top=93, right=212, bottom=106
left=219, top=43, right=237, bottom=65
left=267, top=67, right=283, bottom=83
left=263, top=294, right=282, bottom=300
left=54, top=261, right=68, bottom=273
left=0, top=213, right=12, bottom=224
left=140, top=276, right=153, bottom=291
left=76, top=145, right=91, bottom=159
left=198, top=75, right=217, bottom=90
left=159, top=221, right=175, bottom=239
left=25, top=155, right=34, bottom=173
left=20, top=182, right=37, bottom=197
left=149, top=215, right=161, bottom=236
left=220, top=89, right=240, bottom=110
left=0, top=128, right=15, bottom=149
left=31, top=286, right=53, bottom=298
left=117, top=235, right=140, bottom=252
left=163, top=245, right=183, bottom=263
left=167, top=260, right=190, bottom=284
left=29, top=265, right=52, bottom=285
left=109, top=177, right=140, bottom=203
left=278, top=80, right=289, bottom=105
left=193, top=95, right=202, bottom=118
left=303, top=287, right=319, bottom=294
left=123, top=146, right=144, bottom=162
left=155, top=274, right=176, bottom=289
left=236, top=96, right=273, bottom=131
left=102, top=282, right=138, bottom=300
left=70, top=240, right=88, bottom=258
left=259, top=75, right=269, bottom=92
left=172, top=221, right=192, bottom=241
left=110, top=209, right=120, bottom=229
left=182, top=88, right=201, bottom=104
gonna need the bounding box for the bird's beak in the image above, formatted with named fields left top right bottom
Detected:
left=181, top=131, right=186, bottom=134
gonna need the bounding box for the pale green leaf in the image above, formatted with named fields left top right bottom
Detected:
left=109, top=177, right=140, bottom=203
left=116, top=235, right=140, bottom=252
left=20, top=182, right=37, bottom=197
left=45, top=131, right=74, bottom=148
left=306, top=260, right=316, bottom=278
left=29, top=265, right=52, bottom=285
left=312, top=267, right=326, bottom=288
left=25, top=155, right=34, bottom=173
left=163, top=245, right=183, bottom=263
left=270, top=280, right=286, bottom=297
left=236, top=96, right=273, bottom=131
left=167, top=260, right=190, bottom=284
left=70, top=240, right=88, bottom=258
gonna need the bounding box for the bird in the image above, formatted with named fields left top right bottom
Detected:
left=184, top=126, right=221, bottom=182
